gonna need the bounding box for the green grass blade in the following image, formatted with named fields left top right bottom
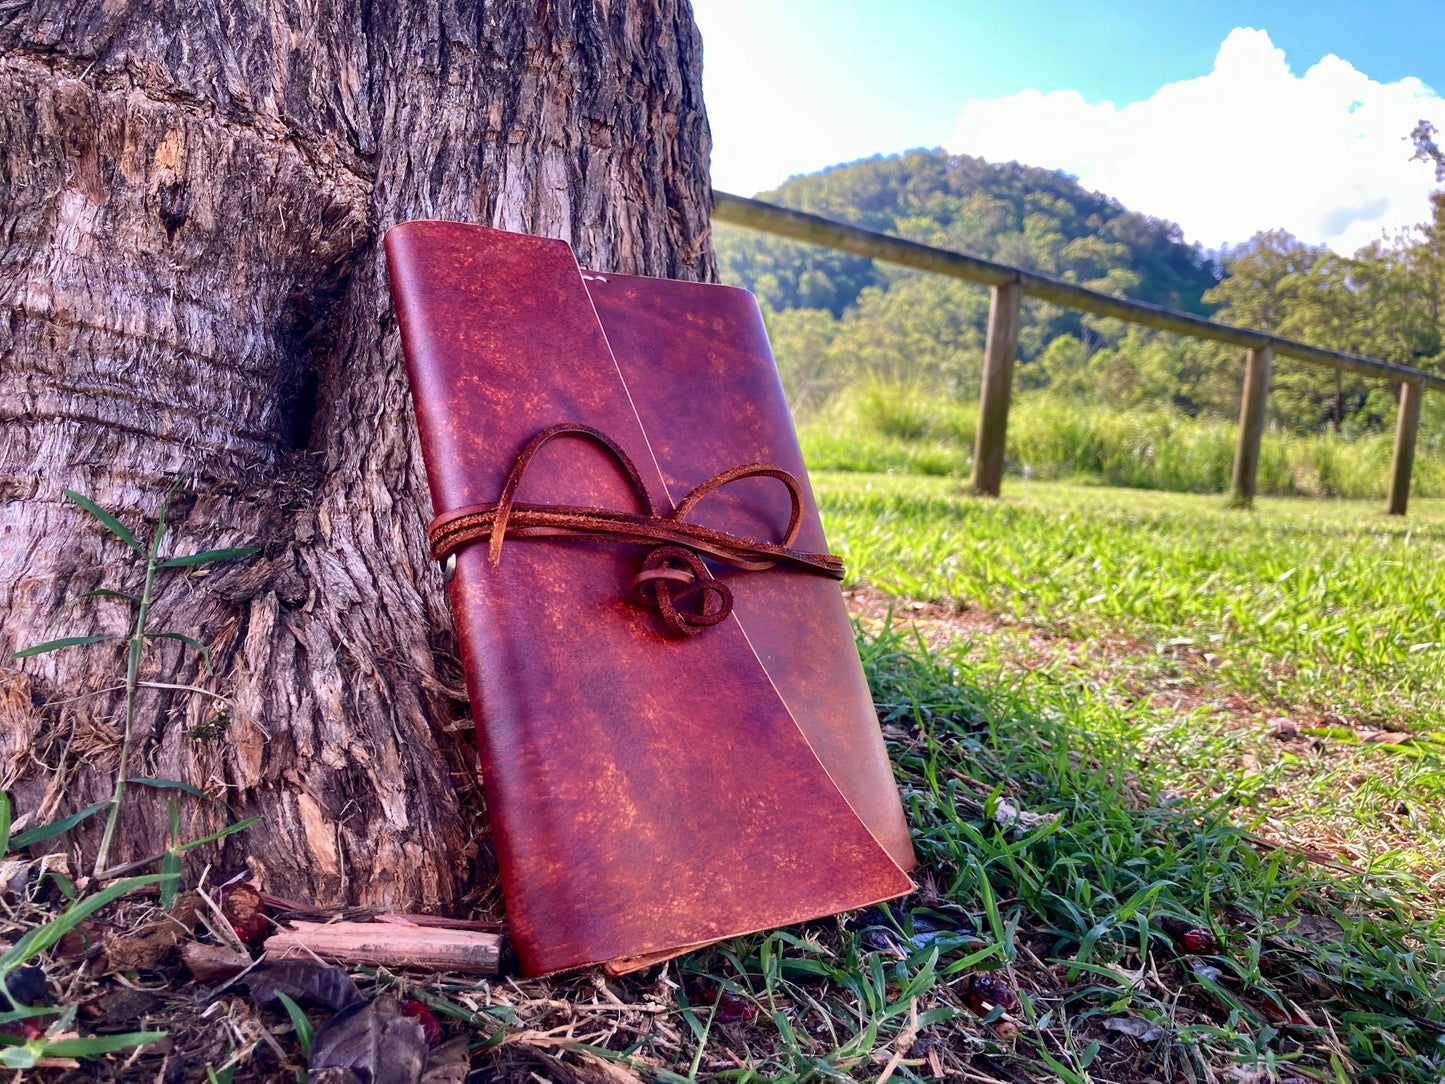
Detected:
left=9, top=636, right=120, bottom=659
left=41, top=1032, right=168, bottom=1057
left=144, top=632, right=212, bottom=673
left=274, top=992, right=313, bottom=1057
left=0, top=874, right=173, bottom=975
left=0, top=793, right=10, bottom=857
left=73, top=588, right=142, bottom=604
left=42, top=871, right=77, bottom=901
left=62, top=490, right=143, bottom=555
left=175, top=816, right=259, bottom=853
left=133, top=778, right=211, bottom=801
left=160, top=851, right=181, bottom=911
left=9, top=800, right=110, bottom=849
left=0, top=1005, right=65, bottom=1027
left=155, top=546, right=260, bottom=568
left=0, top=1047, right=35, bottom=1069
left=149, top=482, right=178, bottom=562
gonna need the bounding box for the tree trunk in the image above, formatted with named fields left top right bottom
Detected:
left=0, top=0, right=714, bottom=910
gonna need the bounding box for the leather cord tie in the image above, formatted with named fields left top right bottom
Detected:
left=427, top=423, right=844, bottom=638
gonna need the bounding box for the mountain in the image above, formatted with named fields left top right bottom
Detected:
left=715, top=148, right=1221, bottom=321
left=713, top=148, right=1223, bottom=414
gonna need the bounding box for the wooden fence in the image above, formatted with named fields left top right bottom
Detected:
left=712, top=191, right=1444, bottom=515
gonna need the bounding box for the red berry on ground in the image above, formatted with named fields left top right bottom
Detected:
left=1179, top=928, right=1217, bottom=954
left=692, top=986, right=756, bottom=1022
left=965, top=973, right=1018, bottom=1016
left=712, top=991, right=758, bottom=1023
left=221, top=883, right=265, bottom=924
left=399, top=1000, right=443, bottom=1045
left=231, top=912, right=270, bottom=946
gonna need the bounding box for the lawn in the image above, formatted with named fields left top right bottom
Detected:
left=486, top=476, right=1445, bottom=1084
left=807, top=475, right=1443, bottom=1081
left=10, top=476, right=1445, bottom=1083
left=819, top=475, right=1445, bottom=886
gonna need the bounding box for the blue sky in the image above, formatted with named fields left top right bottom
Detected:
left=691, top=1, right=1445, bottom=252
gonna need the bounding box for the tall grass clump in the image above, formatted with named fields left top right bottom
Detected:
left=799, top=379, right=1445, bottom=499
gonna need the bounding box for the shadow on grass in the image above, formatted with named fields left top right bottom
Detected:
left=665, top=625, right=1445, bottom=1084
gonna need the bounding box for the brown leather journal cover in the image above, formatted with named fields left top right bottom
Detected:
left=385, top=221, right=914, bottom=977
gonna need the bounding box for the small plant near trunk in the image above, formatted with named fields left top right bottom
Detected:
left=8, top=482, right=259, bottom=876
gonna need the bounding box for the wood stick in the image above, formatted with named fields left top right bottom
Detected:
left=264, top=920, right=501, bottom=975
left=1232, top=345, right=1273, bottom=507
left=972, top=281, right=1022, bottom=497
left=374, top=912, right=502, bottom=931
left=1389, top=380, right=1423, bottom=515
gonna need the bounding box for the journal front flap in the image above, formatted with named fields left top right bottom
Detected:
left=385, top=221, right=911, bottom=976
left=584, top=271, right=916, bottom=872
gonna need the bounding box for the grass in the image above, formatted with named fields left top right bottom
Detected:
left=10, top=474, right=1444, bottom=1082
left=797, top=385, right=1445, bottom=499
left=819, top=476, right=1445, bottom=745
left=632, top=616, right=1445, bottom=1083
left=479, top=475, right=1445, bottom=1083
left=828, top=475, right=1442, bottom=1077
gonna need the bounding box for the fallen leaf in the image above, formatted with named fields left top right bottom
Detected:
left=571, top=1050, right=642, bottom=1084
left=1189, top=959, right=1223, bottom=982
left=4, top=967, right=47, bottom=1007
left=308, top=996, right=428, bottom=1084
left=103, top=892, right=202, bottom=972
left=854, top=906, right=980, bottom=954
left=181, top=941, right=253, bottom=984
left=1276, top=912, right=1344, bottom=945
left=419, top=1036, right=470, bottom=1084
left=0, top=859, right=30, bottom=897
left=83, top=987, right=161, bottom=1026
left=56, top=921, right=103, bottom=959
left=247, top=959, right=361, bottom=1012
left=1102, top=1015, right=1167, bottom=1042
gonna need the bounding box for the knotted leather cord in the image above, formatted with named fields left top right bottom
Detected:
left=427, top=423, right=844, bottom=637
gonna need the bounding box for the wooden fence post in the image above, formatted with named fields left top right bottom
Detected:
left=1388, top=381, right=1423, bottom=515
left=1231, top=345, right=1273, bottom=506
left=972, top=280, right=1022, bottom=496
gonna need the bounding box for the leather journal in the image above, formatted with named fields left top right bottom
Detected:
left=385, top=221, right=915, bottom=977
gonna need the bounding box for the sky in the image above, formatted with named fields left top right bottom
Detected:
left=690, top=0, right=1445, bottom=254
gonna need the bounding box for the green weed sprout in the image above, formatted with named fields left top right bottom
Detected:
left=9, top=484, right=258, bottom=877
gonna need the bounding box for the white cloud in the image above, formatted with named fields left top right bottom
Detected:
left=950, top=28, right=1445, bottom=254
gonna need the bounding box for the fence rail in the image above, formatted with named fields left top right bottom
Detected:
left=712, top=190, right=1438, bottom=514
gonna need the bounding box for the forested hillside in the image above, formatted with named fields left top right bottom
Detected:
left=717, top=149, right=1219, bottom=317
left=720, top=149, right=1445, bottom=443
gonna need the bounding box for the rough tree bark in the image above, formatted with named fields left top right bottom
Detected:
left=0, top=0, right=715, bottom=910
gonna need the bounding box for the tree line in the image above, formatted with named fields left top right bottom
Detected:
left=718, top=148, right=1445, bottom=438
